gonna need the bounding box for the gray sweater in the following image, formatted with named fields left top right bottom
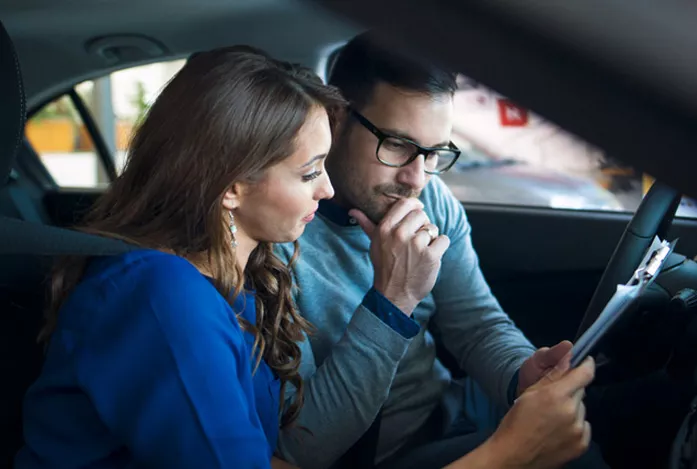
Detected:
left=276, top=177, right=536, bottom=468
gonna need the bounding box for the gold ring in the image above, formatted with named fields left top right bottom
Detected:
left=419, top=225, right=438, bottom=241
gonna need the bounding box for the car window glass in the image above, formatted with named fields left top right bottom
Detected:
left=91, top=59, right=186, bottom=174
left=442, top=75, right=697, bottom=219
left=25, top=92, right=109, bottom=188
left=26, top=59, right=186, bottom=187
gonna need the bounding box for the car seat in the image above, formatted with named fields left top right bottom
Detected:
left=0, top=19, right=134, bottom=466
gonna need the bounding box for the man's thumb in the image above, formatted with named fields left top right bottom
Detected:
left=349, top=208, right=375, bottom=236
left=539, top=340, right=573, bottom=368
left=544, top=352, right=572, bottom=383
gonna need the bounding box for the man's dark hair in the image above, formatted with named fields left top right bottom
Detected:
left=328, top=31, right=458, bottom=109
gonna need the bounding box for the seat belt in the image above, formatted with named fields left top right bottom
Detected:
left=7, top=185, right=43, bottom=224
left=335, top=409, right=383, bottom=469
left=0, top=216, right=135, bottom=255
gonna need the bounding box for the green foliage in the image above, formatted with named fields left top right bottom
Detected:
left=131, top=81, right=150, bottom=123
left=32, top=96, right=77, bottom=122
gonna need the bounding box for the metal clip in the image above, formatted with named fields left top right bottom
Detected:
left=629, top=238, right=677, bottom=287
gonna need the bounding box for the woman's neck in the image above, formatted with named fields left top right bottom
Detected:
left=233, top=234, right=257, bottom=273
left=186, top=235, right=257, bottom=278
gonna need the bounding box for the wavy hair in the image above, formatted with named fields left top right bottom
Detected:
left=39, top=46, right=346, bottom=427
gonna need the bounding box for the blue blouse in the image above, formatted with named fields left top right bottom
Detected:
left=15, top=249, right=280, bottom=468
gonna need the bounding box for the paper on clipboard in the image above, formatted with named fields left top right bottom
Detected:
left=570, top=236, right=678, bottom=368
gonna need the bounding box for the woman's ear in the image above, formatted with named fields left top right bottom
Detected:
left=221, top=182, right=245, bottom=211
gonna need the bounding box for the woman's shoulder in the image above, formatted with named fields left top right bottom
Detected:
left=80, top=249, right=221, bottom=310
left=86, top=249, right=202, bottom=284
left=69, top=249, right=241, bottom=345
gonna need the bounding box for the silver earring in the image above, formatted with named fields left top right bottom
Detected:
left=229, top=211, right=238, bottom=248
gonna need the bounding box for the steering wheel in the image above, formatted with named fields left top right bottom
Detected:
left=575, top=180, right=683, bottom=340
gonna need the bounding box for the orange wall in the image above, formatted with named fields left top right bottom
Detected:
left=25, top=118, right=135, bottom=153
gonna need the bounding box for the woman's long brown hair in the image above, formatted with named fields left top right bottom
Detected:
left=38, top=46, right=345, bottom=428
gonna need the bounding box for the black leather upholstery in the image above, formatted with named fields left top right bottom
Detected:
left=0, top=22, right=137, bottom=466
left=0, top=21, right=25, bottom=186
left=0, top=19, right=40, bottom=468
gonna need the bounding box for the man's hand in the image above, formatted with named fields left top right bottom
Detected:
left=490, top=355, right=594, bottom=469
left=517, top=340, right=573, bottom=396
left=446, top=355, right=595, bottom=469
left=271, top=456, right=300, bottom=469
left=350, top=198, right=450, bottom=315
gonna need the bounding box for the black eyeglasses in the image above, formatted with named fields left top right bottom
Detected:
left=350, top=109, right=461, bottom=175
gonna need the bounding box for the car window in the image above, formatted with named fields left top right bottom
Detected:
left=320, top=47, right=696, bottom=218
left=26, top=59, right=186, bottom=188
left=442, top=75, right=697, bottom=218
left=25, top=91, right=109, bottom=188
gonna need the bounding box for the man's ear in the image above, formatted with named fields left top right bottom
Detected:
left=221, top=182, right=245, bottom=211
left=331, top=107, right=349, bottom=136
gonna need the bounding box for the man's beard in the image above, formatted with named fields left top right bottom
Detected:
left=357, top=183, right=421, bottom=225
left=327, top=133, right=420, bottom=224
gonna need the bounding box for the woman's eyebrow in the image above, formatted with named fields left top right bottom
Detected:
left=299, top=153, right=327, bottom=168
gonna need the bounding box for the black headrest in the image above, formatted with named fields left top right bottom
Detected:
left=0, top=21, right=25, bottom=187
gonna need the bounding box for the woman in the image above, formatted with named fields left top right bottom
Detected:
left=15, top=46, right=342, bottom=468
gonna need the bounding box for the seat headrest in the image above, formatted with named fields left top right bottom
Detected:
left=0, top=21, right=26, bottom=187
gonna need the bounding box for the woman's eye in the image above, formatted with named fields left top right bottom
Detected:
left=302, top=170, right=322, bottom=182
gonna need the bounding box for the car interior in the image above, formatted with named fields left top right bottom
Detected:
left=2, top=0, right=697, bottom=468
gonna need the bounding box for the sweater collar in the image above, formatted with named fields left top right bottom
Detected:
left=317, top=199, right=361, bottom=227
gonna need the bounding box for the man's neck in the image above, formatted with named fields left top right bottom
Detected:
left=327, top=192, right=351, bottom=210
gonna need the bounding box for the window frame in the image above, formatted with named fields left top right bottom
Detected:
left=26, top=88, right=117, bottom=189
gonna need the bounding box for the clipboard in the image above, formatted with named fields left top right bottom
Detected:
left=570, top=236, right=678, bottom=368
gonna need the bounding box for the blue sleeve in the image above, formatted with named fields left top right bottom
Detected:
left=426, top=177, right=536, bottom=409
left=76, top=255, right=271, bottom=469
left=508, top=370, right=520, bottom=405
left=361, top=287, right=420, bottom=339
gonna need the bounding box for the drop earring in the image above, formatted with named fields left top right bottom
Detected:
left=229, top=211, right=238, bottom=248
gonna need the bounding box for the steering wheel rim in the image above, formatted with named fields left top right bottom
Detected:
left=575, top=180, right=682, bottom=340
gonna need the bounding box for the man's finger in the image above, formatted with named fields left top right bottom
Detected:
left=543, top=351, right=572, bottom=382
left=575, top=396, right=587, bottom=425
left=395, top=211, right=431, bottom=239
left=556, top=357, right=595, bottom=396
left=379, top=198, right=424, bottom=231
left=538, top=340, right=573, bottom=368
left=348, top=209, right=376, bottom=237
left=581, top=421, right=592, bottom=449
left=428, top=234, right=450, bottom=256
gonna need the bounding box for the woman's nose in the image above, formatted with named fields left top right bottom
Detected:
left=316, top=171, right=335, bottom=200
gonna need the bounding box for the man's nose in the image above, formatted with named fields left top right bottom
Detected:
left=315, top=171, right=335, bottom=200
left=396, top=154, right=427, bottom=192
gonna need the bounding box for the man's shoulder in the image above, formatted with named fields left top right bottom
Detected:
left=275, top=217, right=337, bottom=262
left=419, top=176, right=458, bottom=209
left=419, top=177, right=469, bottom=234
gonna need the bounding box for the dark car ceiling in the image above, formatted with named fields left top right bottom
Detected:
left=312, top=0, right=697, bottom=203
left=0, top=0, right=358, bottom=107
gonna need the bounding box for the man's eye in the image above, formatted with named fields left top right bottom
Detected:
left=383, top=139, right=406, bottom=150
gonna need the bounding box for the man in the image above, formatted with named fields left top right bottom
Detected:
left=275, top=32, right=606, bottom=469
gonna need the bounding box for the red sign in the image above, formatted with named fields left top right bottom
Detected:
left=497, top=99, right=529, bottom=127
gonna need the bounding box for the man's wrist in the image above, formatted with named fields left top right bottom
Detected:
left=361, top=288, right=420, bottom=339
left=508, top=369, right=521, bottom=404
left=373, top=286, right=417, bottom=316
